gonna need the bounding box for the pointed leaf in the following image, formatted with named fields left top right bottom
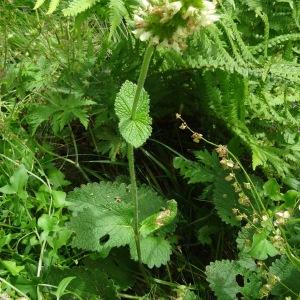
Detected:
left=115, top=81, right=152, bottom=148
left=54, top=277, right=76, bottom=298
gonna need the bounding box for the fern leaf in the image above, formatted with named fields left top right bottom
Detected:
left=109, top=0, right=127, bottom=38
left=63, top=0, right=98, bottom=17
left=34, top=0, right=46, bottom=9
left=47, top=0, right=60, bottom=14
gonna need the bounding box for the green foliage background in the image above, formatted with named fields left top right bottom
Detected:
left=1, top=0, right=300, bottom=299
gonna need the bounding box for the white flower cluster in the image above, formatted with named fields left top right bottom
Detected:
left=132, top=0, right=219, bottom=51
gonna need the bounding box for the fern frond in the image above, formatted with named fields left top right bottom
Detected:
left=34, top=0, right=46, bottom=10
left=108, top=0, right=127, bottom=39
left=250, top=33, right=300, bottom=54
left=47, top=0, right=60, bottom=14
left=63, top=0, right=98, bottom=16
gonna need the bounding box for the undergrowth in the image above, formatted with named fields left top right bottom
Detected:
left=0, top=0, right=300, bottom=299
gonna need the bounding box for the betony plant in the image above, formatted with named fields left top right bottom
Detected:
left=114, top=0, right=220, bottom=273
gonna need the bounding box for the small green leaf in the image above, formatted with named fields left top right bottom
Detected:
left=283, top=190, right=299, bottom=208
left=248, top=232, right=278, bottom=260
left=52, top=190, right=70, bottom=208
left=263, top=179, right=282, bottom=201
left=48, top=228, right=72, bottom=250
left=140, top=200, right=177, bottom=237
left=1, top=260, right=24, bottom=276
left=0, top=165, right=28, bottom=198
left=48, top=168, right=71, bottom=188
left=115, top=81, right=152, bottom=148
left=54, top=277, right=76, bottom=299
left=38, top=214, right=59, bottom=233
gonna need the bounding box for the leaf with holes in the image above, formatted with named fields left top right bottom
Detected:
left=206, top=260, right=262, bottom=300
left=115, top=81, right=152, bottom=148
left=66, top=182, right=176, bottom=268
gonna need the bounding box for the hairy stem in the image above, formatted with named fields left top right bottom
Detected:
left=128, top=145, right=142, bottom=264
left=127, top=43, right=154, bottom=275
left=131, top=44, right=154, bottom=119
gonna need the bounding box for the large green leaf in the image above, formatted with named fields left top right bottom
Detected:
left=115, top=81, right=152, bottom=148
left=66, top=182, right=176, bottom=268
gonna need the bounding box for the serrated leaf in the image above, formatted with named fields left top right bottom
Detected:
left=173, top=157, right=214, bottom=183
left=213, top=176, right=240, bottom=226
left=130, top=236, right=172, bottom=268
left=63, top=0, right=98, bottom=16
left=115, top=81, right=152, bottom=148
left=206, top=260, right=262, bottom=300
left=66, top=182, right=175, bottom=267
left=270, top=256, right=300, bottom=296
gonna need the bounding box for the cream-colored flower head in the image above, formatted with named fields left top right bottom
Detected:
left=132, top=0, right=220, bottom=51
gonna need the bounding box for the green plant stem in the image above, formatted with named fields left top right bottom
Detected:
left=128, top=145, right=141, bottom=260
left=127, top=43, right=154, bottom=280
left=0, top=277, right=29, bottom=299
left=131, top=44, right=154, bottom=119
